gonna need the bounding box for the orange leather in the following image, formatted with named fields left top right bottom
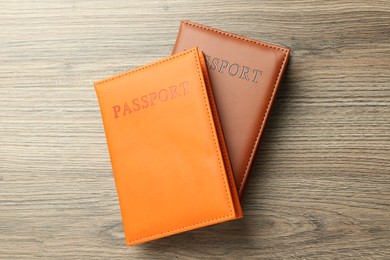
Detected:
left=94, top=48, right=242, bottom=246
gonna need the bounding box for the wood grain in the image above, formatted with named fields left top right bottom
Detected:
left=0, top=0, right=389, bottom=258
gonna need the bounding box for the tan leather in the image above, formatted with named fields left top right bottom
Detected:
left=94, top=48, right=242, bottom=246
left=172, top=21, right=290, bottom=197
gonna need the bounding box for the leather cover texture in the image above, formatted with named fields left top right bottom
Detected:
left=172, top=21, right=290, bottom=196
left=94, top=48, right=242, bottom=246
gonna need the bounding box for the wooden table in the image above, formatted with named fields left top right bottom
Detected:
left=1, top=0, right=389, bottom=258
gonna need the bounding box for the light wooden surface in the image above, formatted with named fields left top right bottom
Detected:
left=1, top=0, right=389, bottom=259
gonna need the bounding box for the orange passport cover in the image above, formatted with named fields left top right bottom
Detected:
left=94, top=48, right=242, bottom=246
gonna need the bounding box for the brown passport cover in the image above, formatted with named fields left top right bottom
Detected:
left=172, top=21, right=290, bottom=196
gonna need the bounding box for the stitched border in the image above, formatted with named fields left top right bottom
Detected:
left=182, top=21, right=289, bottom=193
left=96, top=48, right=234, bottom=245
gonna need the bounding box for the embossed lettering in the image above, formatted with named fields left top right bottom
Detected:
left=181, top=81, right=189, bottom=95
left=132, top=98, right=141, bottom=111
left=211, top=58, right=220, bottom=71
left=239, top=66, right=250, bottom=81
left=169, top=85, right=180, bottom=98
left=123, top=102, right=132, bottom=116
left=252, top=69, right=262, bottom=83
left=159, top=89, right=169, bottom=102
left=229, top=63, right=240, bottom=76
left=141, top=95, right=149, bottom=108
left=149, top=92, right=158, bottom=106
left=203, top=54, right=262, bottom=84
left=218, top=60, right=230, bottom=73
left=112, top=105, right=121, bottom=119
left=112, top=81, right=191, bottom=118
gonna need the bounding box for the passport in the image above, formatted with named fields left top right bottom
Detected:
left=172, top=21, right=290, bottom=197
left=94, top=48, right=242, bottom=246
